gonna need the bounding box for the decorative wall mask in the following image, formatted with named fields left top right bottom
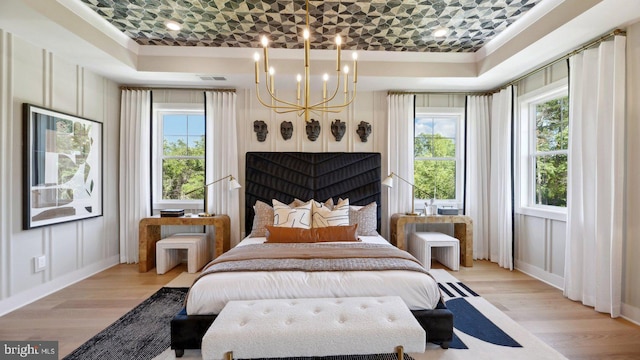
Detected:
left=357, top=121, right=372, bottom=142
left=330, top=119, right=346, bottom=142
left=280, top=121, right=293, bottom=140
left=306, top=119, right=321, bottom=141
left=253, top=120, right=268, bottom=142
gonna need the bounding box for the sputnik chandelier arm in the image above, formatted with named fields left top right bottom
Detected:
left=252, top=0, right=358, bottom=122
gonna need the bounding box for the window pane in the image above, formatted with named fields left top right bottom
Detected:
left=188, top=114, right=205, bottom=135
left=163, top=114, right=188, bottom=135
left=536, top=96, right=568, bottom=152
left=415, top=116, right=457, bottom=158
left=535, top=154, right=567, bottom=207
left=162, top=159, right=205, bottom=200
left=414, top=160, right=456, bottom=200
left=163, top=136, right=188, bottom=156
left=187, top=135, right=205, bottom=156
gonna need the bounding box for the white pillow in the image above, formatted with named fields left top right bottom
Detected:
left=313, top=198, right=349, bottom=227
left=273, top=199, right=312, bottom=228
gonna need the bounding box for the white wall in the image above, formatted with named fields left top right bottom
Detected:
left=235, top=88, right=387, bottom=242
left=0, top=29, right=120, bottom=315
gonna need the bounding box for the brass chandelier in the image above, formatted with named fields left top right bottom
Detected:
left=253, top=0, right=358, bottom=122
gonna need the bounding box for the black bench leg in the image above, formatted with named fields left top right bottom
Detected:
left=440, top=341, right=450, bottom=349
left=175, top=349, right=185, bottom=357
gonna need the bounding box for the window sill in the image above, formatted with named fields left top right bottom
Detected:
left=516, top=206, right=567, bottom=222
left=153, top=201, right=203, bottom=212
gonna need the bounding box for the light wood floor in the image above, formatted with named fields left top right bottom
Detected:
left=1, top=261, right=639, bottom=359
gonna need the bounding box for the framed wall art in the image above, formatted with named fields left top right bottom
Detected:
left=23, top=104, right=103, bottom=230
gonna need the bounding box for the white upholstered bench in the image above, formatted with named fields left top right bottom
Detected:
left=201, top=296, right=426, bottom=360
left=410, top=232, right=460, bottom=271
left=156, top=233, right=208, bottom=274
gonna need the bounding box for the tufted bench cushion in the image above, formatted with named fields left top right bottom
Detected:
left=201, top=296, right=426, bottom=360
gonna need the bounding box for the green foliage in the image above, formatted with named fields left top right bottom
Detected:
left=535, top=96, right=569, bottom=207
left=414, top=133, right=456, bottom=200
left=162, top=137, right=205, bottom=200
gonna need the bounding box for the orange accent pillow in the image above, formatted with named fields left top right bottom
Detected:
left=265, top=226, right=315, bottom=243
left=313, top=224, right=359, bottom=242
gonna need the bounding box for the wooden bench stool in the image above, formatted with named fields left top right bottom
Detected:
left=410, top=232, right=460, bottom=271
left=201, top=296, right=426, bottom=360
left=156, top=233, right=208, bottom=274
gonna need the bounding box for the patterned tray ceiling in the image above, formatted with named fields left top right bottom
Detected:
left=80, top=0, right=541, bottom=52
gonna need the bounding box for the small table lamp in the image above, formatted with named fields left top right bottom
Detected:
left=382, top=172, right=419, bottom=216
left=186, top=175, right=241, bottom=217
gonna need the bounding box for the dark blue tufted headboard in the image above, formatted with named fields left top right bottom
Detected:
left=245, top=152, right=381, bottom=235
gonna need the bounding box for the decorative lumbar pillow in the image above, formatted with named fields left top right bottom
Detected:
left=273, top=199, right=312, bottom=228
left=249, top=200, right=275, bottom=237
left=265, top=226, right=316, bottom=243
left=312, top=198, right=349, bottom=228
left=349, top=202, right=378, bottom=236
left=313, top=225, right=359, bottom=242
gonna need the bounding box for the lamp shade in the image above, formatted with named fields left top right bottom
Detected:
left=382, top=176, right=394, bottom=187
left=229, top=177, right=242, bottom=190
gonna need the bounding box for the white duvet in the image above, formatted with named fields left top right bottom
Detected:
left=186, top=236, right=441, bottom=314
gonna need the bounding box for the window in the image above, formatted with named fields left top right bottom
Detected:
left=153, top=105, right=205, bottom=207
left=518, top=81, right=568, bottom=215
left=414, top=108, right=464, bottom=209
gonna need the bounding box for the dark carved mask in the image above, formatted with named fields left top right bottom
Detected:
left=356, top=121, right=372, bottom=142
left=253, top=120, right=268, bottom=142
left=306, top=119, right=321, bottom=141
left=330, top=119, right=346, bottom=141
left=280, top=121, right=293, bottom=140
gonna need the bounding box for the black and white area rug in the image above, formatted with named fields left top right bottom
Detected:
left=64, top=271, right=567, bottom=360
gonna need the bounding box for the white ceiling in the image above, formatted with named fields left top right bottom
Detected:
left=1, top=0, right=640, bottom=92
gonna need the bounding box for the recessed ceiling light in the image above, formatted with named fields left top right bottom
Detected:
left=433, top=28, right=447, bottom=38
left=166, top=21, right=182, bottom=31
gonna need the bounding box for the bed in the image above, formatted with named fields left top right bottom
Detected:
left=170, top=152, right=454, bottom=356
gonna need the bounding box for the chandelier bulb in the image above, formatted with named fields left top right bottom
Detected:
left=261, top=36, right=269, bottom=47
left=336, top=35, right=342, bottom=46
left=269, top=67, right=275, bottom=75
left=303, top=28, right=310, bottom=40
left=297, top=74, right=302, bottom=82
left=253, top=52, right=260, bottom=62
left=344, top=65, right=349, bottom=74
left=352, top=52, right=358, bottom=60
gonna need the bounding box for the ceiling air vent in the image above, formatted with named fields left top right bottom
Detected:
left=199, top=75, right=227, bottom=81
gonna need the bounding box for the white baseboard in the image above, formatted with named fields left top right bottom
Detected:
left=621, top=303, right=640, bottom=326
left=514, top=260, right=564, bottom=290
left=0, top=255, right=120, bottom=316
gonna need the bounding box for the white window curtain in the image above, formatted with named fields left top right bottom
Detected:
left=564, top=36, right=625, bottom=317
left=204, top=91, right=241, bottom=248
left=386, top=94, right=415, bottom=240
left=465, top=95, right=492, bottom=260
left=118, top=89, right=151, bottom=263
left=489, top=86, right=514, bottom=270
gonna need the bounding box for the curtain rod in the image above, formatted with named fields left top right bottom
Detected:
left=388, top=29, right=625, bottom=97
left=387, top=91, right=491, bottom=96
left=119, top=86, right=236, bottom=92
left=495, top=28, right=626, bottom=91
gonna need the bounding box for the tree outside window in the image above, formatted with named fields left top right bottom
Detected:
left=414, top=115, right=459, bottom=201
left=161, top=113, right=205, bottom=201
left=533, top=96, right=568, bottom=207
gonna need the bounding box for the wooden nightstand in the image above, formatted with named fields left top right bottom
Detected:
left=138, top=215, right=230, bottom=272
left=390, top=213, right=473, bottom=267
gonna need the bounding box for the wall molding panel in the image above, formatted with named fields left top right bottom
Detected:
left=0, top=31, right=120, bottom=315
